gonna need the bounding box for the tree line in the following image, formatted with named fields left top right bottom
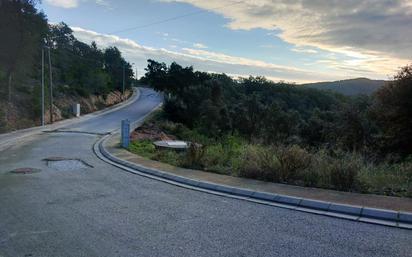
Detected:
left=143, top=60, right=412, bottom=162
left=0, top=0, right=134, bottom=127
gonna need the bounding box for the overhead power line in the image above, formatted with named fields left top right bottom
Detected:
left=109, top=1, right=243, bottom=35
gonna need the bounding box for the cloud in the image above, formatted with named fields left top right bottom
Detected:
left=193, top=43, right=208, bottom=49
left=45, top=0, right=111, bottom=9
left=71, top=27, right=345, bottom=83
left=292, top=47, right=318, bottom=54
left=45, top=0, right=78, bottom=8
left=95, top=0, right=109, bottom=6
left=163, top=0, right=412, bottom=74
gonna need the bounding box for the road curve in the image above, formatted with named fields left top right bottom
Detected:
left=0, top=88, right=411, bottom=257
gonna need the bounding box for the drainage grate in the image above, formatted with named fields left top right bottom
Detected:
left=43, top=157, right=93, bottom=171
left=10, top=168, right=41, bottom=174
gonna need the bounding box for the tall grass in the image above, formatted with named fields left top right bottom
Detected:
left=128, top=113, right=412, bottom=197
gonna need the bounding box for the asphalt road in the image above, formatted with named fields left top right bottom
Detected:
left=0, top=88, right=411, bottom=257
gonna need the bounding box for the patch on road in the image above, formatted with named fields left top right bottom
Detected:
left=43, top=157, right=94, bottom=171
left=10, top=168, right=41, bottom=174
left=44, top=129, right=109, bottom=136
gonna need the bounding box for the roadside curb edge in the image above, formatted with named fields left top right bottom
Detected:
left=95, top=132, right=412, bottom=230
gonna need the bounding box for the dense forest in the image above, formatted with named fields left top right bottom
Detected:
left=0, top=0, right=134, bottom=132
left=137, top=60, right=412, bottom=196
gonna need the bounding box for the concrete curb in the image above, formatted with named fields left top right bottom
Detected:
left=95, top=133, right=412, bottom=230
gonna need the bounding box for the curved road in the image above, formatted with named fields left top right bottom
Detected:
left=0, top=88, right=410, bottom=257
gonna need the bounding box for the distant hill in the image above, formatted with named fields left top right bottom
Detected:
left=302, top=78, right=387, bottom=96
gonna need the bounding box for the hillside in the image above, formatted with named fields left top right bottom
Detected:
left=0, top=1, right=135, bottom=133
left=302, top=78, right=387, bottom=96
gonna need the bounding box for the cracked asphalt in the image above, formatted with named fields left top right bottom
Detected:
left=0, top=88, right=411, bottom=257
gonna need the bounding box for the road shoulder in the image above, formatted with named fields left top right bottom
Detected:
left=98, top=132, right=412, bottom=229
left=0, top=88, right=140, bottom=152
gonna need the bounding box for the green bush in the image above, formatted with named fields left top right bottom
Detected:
left=181, top=143, right=206, bottom=170
left=128, top=114, right=412, bottom=197
left=201, top=136, right=246, bottom=174
left=328, top=152, right=362, bottom=191
left=238, top=145, right=280, bottom=181
left=152, top=149, right=181, bottom=167
left=358, top=162, right=412, bottom=196
left=275, top=145, right=312, bottom=183
left=128, top=140, right=156, bottom=159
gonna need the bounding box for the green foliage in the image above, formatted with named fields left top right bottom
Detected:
left=0, top=0, right=48, bottom=101
left=129, top=115, right=412, bottom=196
left=181, top=144, right=206, bottom=170
left=128, top=140, right=156, bottom=159
left=0, top=1, right=134, bottom=131
left=128, top=139, right=181, bottom=167
left=328, top=152, right=362, bottom=191
left=358, top=161, right=412, bottom=197
left=152, top=150, right=181, bottom=167
left=144, top=60, right=412, bottom=161
left=275, top=145, right=312, bottom=183
left=238, top=145, right=279, bottom=180
left=372, top=65, right=412, bottom=157
left=49, top=23, right=133, bottom=96
left=139, top=61, right=412, bottom=196
left=143, top=60, right=351, bottom=145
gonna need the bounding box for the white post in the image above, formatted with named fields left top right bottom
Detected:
left=73, top=103, right=80, bottom=117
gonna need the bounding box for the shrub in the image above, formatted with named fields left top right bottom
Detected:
left=329, top=152, right=362, bottom=191
left=358, top=161, right=412, bottom=196
left=128, top=140, right=156, bottom=158
left=152, top=149, right=181, bottom=167
left=181, top=143, right=206, bottom=170
left=275, top=145, right=312, bottom=183
left=238, top=145, right=280, bottom=181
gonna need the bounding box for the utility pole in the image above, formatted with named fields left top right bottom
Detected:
left=122, top=63, right=126, bottom=94
left=48, top=47, right=53, bottom=124
left=41, top=48, right=45, bottom=126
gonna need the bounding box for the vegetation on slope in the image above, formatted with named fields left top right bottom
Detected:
left=130, top=60, right=412, bottom=196
left=0, top=0, right=135, bottom=132
left=303, top=78, right=386, bottom=96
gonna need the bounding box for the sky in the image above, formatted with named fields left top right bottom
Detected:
left=40, top=0, right=412, bottom=83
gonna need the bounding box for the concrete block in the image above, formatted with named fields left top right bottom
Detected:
left=398, top=223, right=412, bottom=229
left=399, top=212, right=412, bottom=224
left=325, top=211, right=360, bottom=221
left=362, top=207, right=398, bottom=221
left=197, top=181, right=218, bottom=191
left=299, top=199, right=330, bottom=211
left=359, top=217, right=398, bottom=227
left=231, top=188, right=254, bottom=197
left=251, top=191, right=277, bottom=201
left=328, top=203, right=362, bottom=216
left=160, top=172, right=176, bottom=181
left=185, top=179, right=201, bottom=187
left=214, top=185, right=234, bottom=194
left=274, top=195, right=301, bottom=206
left=172, top=176, right=192, bottom=185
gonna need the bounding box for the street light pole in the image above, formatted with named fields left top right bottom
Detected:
left=122, top=63, right=125, bottom=94
left=48, top=47, right=53, bottom=124
left=41, top=48, right=45, bottom=126
left=131, top=62, right=135, bottom=87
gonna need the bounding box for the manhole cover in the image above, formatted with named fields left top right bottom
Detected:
left=10, top=168, right=41, bottom=174
left=43, top=157, right=93, bottom=171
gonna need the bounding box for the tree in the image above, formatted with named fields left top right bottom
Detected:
left=372, top=64, right=412, bottom=157
left=264, top=103, right=300, bottom=143
left=0, top=0, right=48, bottom=102
left=104, top=47, right=133, bottom=92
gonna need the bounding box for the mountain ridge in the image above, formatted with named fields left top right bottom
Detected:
left=302, top=78, right=387, bottom=96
